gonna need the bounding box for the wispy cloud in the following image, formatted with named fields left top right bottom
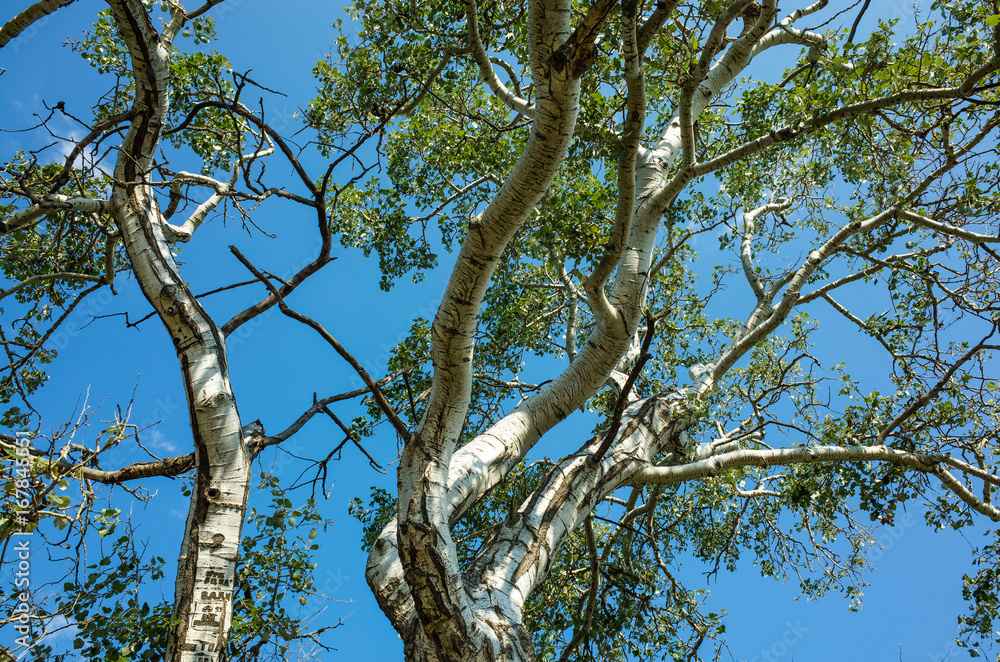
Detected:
left=149, top=429, right=178, bottom=453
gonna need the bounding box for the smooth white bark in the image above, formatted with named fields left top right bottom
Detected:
left=361, top=2, right=1000, bottom=659
left=0, top=0, right=78, bottom=48
left=369, top=2, right=796, bottom=646
left=105, top=2, right=251, bottom=660
left=0, top=196, right=111, bottom=233
left=632, top=444, right=1000, bottom=521
left=393, top=0, right=590, bottom=656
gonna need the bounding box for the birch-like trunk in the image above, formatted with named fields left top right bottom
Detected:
left=389, top=0, right=606, bottom=657
left=369, top=3, right=791, bottom=660
left=105, top=2, right=250, bottom=660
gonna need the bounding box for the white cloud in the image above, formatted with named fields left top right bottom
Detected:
left=149, top=429, right=178, bottom=453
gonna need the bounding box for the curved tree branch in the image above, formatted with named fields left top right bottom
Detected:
left=632, top=444, right=1000, bottom=521
left=0, top=0, right=78, bottom=49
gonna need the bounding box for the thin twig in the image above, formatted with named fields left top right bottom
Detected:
left=229, top=245, right=411, bottom=442
left=592, top=311, right=657, bottom=463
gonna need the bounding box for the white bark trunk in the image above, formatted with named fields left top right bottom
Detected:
left=113, top=193, right=250, bottom=662
left=368, top=9, right=785, bottom=653
left=105, top=3, right=251, bottom=660
left=390, top=1, right=592, bottom=658
left=466, top=395, right=688, bottom=621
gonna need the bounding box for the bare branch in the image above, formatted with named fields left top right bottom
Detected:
left=185, top=0, right=225, bottom=20
left=250, top=370, right=408, bottom=453
left=229, top=245, right=412, bottom=442
left=875, top=323, right=1000, bottom=444
left=0, top=271, right=105, bottom=302
left=593, top=312, right=656, bottom=463
left=846, top=0, right=872, bottom=45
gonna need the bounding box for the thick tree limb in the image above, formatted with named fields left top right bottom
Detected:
left=389, top=1, right=602, bottom=655
left=740, top=198, right=792, bottom=303
left=647, top=0, right=781, bottom=212
left=465, top=0, right=534, bottom=117
left=0, top=0, right=77, bottom=49
left=636, top=0, right=679, bottom=57
left=105, top=3, right=254, bottom=660
left=631, top=445, right=1000, bottom=521
left=583, top=0, right=645, bottom=326
left=898, top=209, right=1000, bottom=244
left=0, top=434, right=194, bottom=483
left=72, top=453, right=195, bottom=483
left=549, top=0, right=619, bottom=78
left=368, top=3, right=802, bottom=638
left=0, top=196, right=111, bottom=234
left=463, top=394, right=688, bottom=627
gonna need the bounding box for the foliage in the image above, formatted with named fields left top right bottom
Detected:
left=2, top=0, right=1000, bottom=660
left=0, top=479, right=334, bottom=661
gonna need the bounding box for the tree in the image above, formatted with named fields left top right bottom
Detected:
left=2, top=0, right=1000, bottom=660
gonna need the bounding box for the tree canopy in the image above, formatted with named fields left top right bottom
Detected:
left=2, top=0, right=1000, bottom=660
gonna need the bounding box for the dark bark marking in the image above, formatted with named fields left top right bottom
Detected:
left=548, top=0, right=619, bottom=79
left=170, top=353, right=214, bottom=660
left=511, top=456, right=593, bottom=584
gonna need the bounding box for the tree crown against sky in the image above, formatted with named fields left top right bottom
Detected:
left=1, top=0, right=1000, bottom=660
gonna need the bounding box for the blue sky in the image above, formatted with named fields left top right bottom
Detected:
left=1, top=0, right=995, bottom=660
